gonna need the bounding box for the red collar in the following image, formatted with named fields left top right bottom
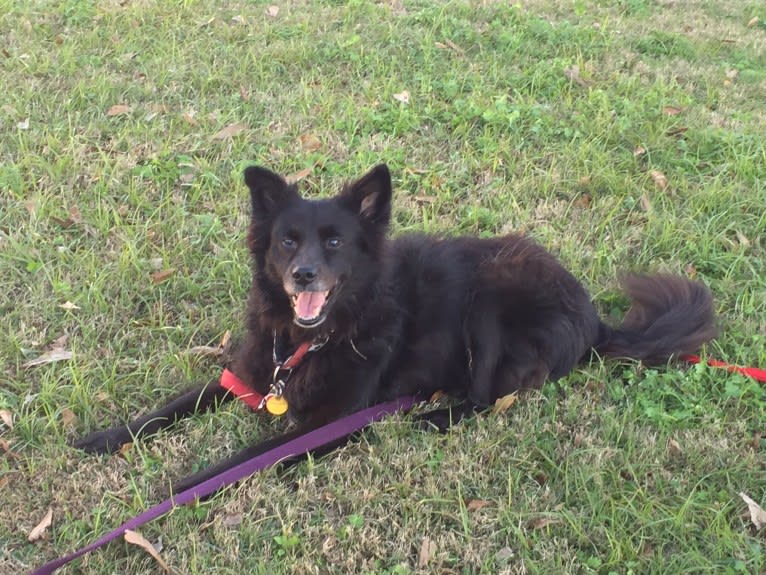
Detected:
left=220, top=335, right=328, bottom=413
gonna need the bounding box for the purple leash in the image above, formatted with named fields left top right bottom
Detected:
left=29, top=396, right=416, bottom=575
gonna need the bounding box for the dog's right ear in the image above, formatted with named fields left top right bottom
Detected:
left=243, top=166, right=298, bottom=218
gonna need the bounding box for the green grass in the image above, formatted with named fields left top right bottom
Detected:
left=2, top=0, right=765, bottom=573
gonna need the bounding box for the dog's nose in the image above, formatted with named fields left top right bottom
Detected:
left=292, top=266, right=317, bottom=286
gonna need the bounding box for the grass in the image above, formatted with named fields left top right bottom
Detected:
left=1, top=0, right=765, bottom=573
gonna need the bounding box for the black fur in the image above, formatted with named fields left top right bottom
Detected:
left=75, top=164, right=716, bottom=491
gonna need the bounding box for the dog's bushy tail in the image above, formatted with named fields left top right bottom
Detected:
left=594, top=274, right=716, bottom=364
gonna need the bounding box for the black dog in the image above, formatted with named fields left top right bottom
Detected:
left=75, top=164, right=716, bottom=490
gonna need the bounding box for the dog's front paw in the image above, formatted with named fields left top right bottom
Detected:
left=72, top=428, right=128, bottom=454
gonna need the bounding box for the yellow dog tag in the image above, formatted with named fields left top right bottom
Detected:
left=265, top=395, right=288, bottom=416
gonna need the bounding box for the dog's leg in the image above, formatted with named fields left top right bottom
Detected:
left=73, top=379, right=231, bottom=454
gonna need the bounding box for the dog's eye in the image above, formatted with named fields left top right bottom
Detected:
left=326, top=237, right=343, bottom=249
left=282, top=237, right=297, bottom=248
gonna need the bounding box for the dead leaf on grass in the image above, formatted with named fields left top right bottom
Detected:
left=151, top=268, right=176, bottom=284
left=649, top=170, right=668, bottom=191
left=747, top=16, right=759, bottom=28
left=639, top=193, right=652, bottom=213
left=266, top=5, right=279, bottom=17
left=739, top=492, right=766, bottom=529
left=22, top=349, right=73, bottom=368
left=528, top=516, right=562, bottom=530
left=18, top=117, right=30, bottom=130
left=467, top=499, right=491, bottom=511
left=59, top=301, right=80, bottom=311
left=662, top=106, right=683, bottom=116
left=563, top=64, right=589, bottom=87
left=286, top=167, right=312, bottom=184
left=211, top=122, right=248, bottom=141
left=107, top=104, right=131, bottom=116
left=124, top=529, right=174, bottom=573
left=393, top=90, right=410, bottom=104
left=28, top=508, right=53, bottom=542
left=61, top=408, right=77, bottom=427
left=299, top=132, right=322, bottom=152
left=418, top=536, right=436, bottom=567
left=0, top=409, right=12, bottom=429
left=666, top=438, right=683, bottom=458
left=735, top=230, right=750, bottom=248
left=633, top=145, right=647, bottom=158
left=222, top=513, right=243, bottom=527
left=0, top=438, right=20, bottom=459
left=494, top=392, right=518, bottom=414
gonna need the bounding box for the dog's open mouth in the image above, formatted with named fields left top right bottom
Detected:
left=291, top=288, right=335, bottom=328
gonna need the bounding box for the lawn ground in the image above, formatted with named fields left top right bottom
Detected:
left=1, top=1, right=765, bottom=573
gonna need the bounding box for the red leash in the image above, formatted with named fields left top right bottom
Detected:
left=683, top=355, right=766, bottom=383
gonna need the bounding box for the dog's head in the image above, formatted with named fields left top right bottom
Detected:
left=244, top=164, right=392, bottom=330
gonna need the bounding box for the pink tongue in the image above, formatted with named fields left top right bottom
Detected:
left=294, top=291, right=328, bottom=320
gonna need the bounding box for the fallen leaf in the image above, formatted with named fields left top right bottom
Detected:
left=639, top=193, right=652, bottom=213
left=219, top=330, right=231, bottom=350
left=298, top=133, right=322, bottom=152
left=286, top=167, right=312, bottom=184
left=0, top=438, right=19, bottom=459
left=735, top=230, right=750, bottom=248
left=18, top=117, right=30, bottom=130
left=495, top=547, right=514, bottom=562
left=0, top=409, right=12, bottom=429
left=726, top=69, right=739, bottom=80
left=666, top=126, right=688, bottom=138
left=662, top=106, right=683, bottom=116
left=563, top=64, right=589, bottom=87
left=28, top=508, right=53, bottom=542
left=494, top=392, right=518, bottom=414
left=633, top=145, right=647, bottom=158
left=212, top=122, right=248, bottom=141
left=118, top=442, right=134, bottom=458
left=107, top=104, right=131, bottom=116
left=22, top=349, right=73, bottom=368
left=187, top=345, right=225, bottom=357
left=124, top=529, right=174, bottom=573
left=50, top=334, right=69, bottom=349
left=467, top=499, right=491, bottom=511
left=574, top=193, right=591, bottom=208
left=182, top=111, right=198, bottom=125
left=418, top=536, right=436, bottom=568
left=393, top=90, right=410, bottom=104
left=428, top=390, right=445, bottom=403
left=649, top=170, right=668, bottom=191
left=151, top=268, right=176, bottom=284
left=0, top=475, right=11, bottom=490
left=739, top=492, right=766, bottom=529
left=747, top=16, right=759, bottom=28
left=231, top=14, right=246, bottom=25
left=222, top=513, right=243, bottom=527
left=443, top=38, right=464, bottom=54
left=61, top=408, right=77, bottom=427
left=59, top=301, right=80, bottom=311
left=667, top=438, right=683, bottom=457
left=528, top=516, right=562, bottom=530
left=266, top=5, right=279, bottom=17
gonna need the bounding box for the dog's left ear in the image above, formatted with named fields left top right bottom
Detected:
left=340, top=164, right=392, bottom=225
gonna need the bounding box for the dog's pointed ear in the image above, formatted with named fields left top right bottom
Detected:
left=243, top=166, right=298, bottom=218
left=340, top=164, right=392, bottom=225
